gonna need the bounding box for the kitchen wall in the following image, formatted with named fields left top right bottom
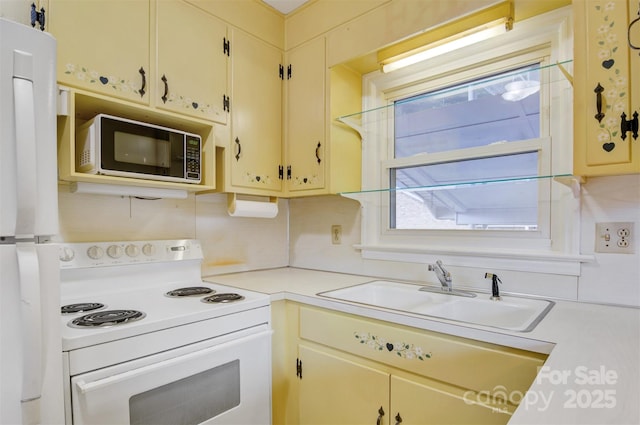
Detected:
left=57, top=185, right=289, bottom=276
left=57, top=173, right=638, bottom=307
left=288, top=174, right=640, bottom=307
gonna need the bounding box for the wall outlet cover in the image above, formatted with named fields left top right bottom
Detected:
left=595, top=222, right=635, bottom=254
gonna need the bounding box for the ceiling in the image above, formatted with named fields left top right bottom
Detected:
left=262, top=0, right=310, bottom=14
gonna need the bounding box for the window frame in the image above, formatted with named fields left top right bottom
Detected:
left=354, top=7, right=584, bottom=275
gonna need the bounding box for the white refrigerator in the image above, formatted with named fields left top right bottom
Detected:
left=0, top=18, right=64, bottom=425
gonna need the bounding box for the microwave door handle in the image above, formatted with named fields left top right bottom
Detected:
left=12, top=50, right=38, bottom=237
left=17, top=244, right=43, bottom=403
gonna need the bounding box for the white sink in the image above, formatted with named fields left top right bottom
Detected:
left=318, top=280, right=554, bottom=332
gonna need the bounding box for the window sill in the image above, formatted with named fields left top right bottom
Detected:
left=355, top=244, right=594, bottom=276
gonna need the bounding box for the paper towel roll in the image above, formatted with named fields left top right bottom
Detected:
left=227, top=194, right=278, bottom=218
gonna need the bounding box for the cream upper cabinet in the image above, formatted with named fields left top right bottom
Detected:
left=226, top=28, right=283, bottom=194
left=48, top=0, right=150, bottom=105
left=155, top=0, right=228, bottom=124
left=574, top=0, right=640, bottom=176
left=285, top=37, right=326, bottom=195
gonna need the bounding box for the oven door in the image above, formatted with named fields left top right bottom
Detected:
left=70, top=327, right=272, bottom=425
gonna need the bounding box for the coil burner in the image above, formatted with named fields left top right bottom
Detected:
left=61, top=303, right=105, bottom=315
left=68, top=309, right=146, bottom=328
left=165, top=287, right=215, bottom=297
left=201, top=293, right=245, bottom=304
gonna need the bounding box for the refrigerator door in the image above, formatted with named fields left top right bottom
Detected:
left=0, top=17, right=58, bottom=239
left=0, top=243, right=64, bottom=425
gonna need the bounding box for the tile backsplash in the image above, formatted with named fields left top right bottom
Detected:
left=57, top=174, right=639, bottom=307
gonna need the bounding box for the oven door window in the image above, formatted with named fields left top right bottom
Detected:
left=129, top=360, right=240, bottom=425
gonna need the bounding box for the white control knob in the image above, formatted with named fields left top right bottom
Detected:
left=142, top=243, right=155, bottom=256
left=107, top=245, right=123, bottom=259
left=125, top=244, right=140, bottom=257
left=59, top=247, right=75, bottom=262
left=86, top=246, right=104, bottom=260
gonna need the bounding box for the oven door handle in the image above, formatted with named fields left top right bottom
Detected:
left=75, top=329, right=273, bottom=395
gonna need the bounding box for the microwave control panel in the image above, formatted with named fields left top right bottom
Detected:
left=186, top=136, right=201, bottom=181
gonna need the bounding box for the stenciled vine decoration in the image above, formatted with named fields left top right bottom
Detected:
left=354, top=331, right=431, bottom=361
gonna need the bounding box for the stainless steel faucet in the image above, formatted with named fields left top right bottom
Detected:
left=428, top=260, right=452, bottom=291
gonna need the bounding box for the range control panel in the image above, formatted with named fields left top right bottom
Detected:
left=58, top=239, right=203, bottom=268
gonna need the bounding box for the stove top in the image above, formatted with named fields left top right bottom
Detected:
left=59, top=239, right=270, bottom=352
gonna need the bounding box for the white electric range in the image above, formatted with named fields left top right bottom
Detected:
left=59, top=239, right=272, bottom=425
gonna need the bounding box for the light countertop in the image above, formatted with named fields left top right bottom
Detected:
left=205, top=267, right=640, bottom=425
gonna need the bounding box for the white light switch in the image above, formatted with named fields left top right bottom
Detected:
left=595, top=222, right=634, bottom=254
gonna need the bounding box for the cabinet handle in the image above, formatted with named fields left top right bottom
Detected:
left=315, top=142, right=322, bottom=164
left=395, top=413, right=403, bottom=425
left=594, top=83, right=605, bottom=123
left=161, top=74, right=169, bottom=103
left=629, top=4, right=640, bottom=52
left=620, top=111, right=639, bottom=141
left=235, top=137, right=242, bottom=161
left=376, top=406, right=385, bottom=425
left=138, top=67, right=146, bottom=98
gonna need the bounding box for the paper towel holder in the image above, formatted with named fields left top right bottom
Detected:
left=227, top=193, right=279, bottom=218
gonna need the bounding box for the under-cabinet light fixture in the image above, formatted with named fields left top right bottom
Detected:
left=70, top=182, right=189, bottom=199
left=381, top=24, right=508, bottom=73
left=378, top=1, right=513, bottom=73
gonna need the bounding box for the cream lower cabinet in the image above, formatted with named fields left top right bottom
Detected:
left=574, top=0, right=640, bottom=175
left=298, top=345, right=389, bottom=425
left=272, top=301, right=547, bottom=425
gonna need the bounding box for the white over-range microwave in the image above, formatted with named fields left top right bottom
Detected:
left=76, top=114, right=202, bottom=184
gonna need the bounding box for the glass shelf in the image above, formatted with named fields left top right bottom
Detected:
left=336, top=60, right=573, bottom=134
left=340, top=174, right=580, bottom=198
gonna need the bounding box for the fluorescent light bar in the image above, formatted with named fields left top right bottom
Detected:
left=382, top=24, right=508, bottom=73
left=70, top=182, right=189, bottom=199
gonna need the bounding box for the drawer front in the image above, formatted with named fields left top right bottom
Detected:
left=299, top=306, right=546, bottom=397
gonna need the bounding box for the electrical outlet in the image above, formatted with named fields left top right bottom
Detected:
left=595, top=222, right=635, bottom=254
left=331, top=225, right=342, bottom=245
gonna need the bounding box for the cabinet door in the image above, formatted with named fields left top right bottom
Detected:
left=156, top=0, right=227, bottom=124
left=229, top=28, right=282, bottom=193
left=286, top=37, right=326, bottom=194
left=574, top=0, right=639, bottom=175
left=298, top=345, right=390, bottom=425
left=391, top=375, right=511, bottom=425
left=48, top=0, right=149, bottom=104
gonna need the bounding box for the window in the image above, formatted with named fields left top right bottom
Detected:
left=354, top=8, right=578, bottom=271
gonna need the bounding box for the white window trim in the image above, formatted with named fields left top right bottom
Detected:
left=348, top=7, right=593, bottom=275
